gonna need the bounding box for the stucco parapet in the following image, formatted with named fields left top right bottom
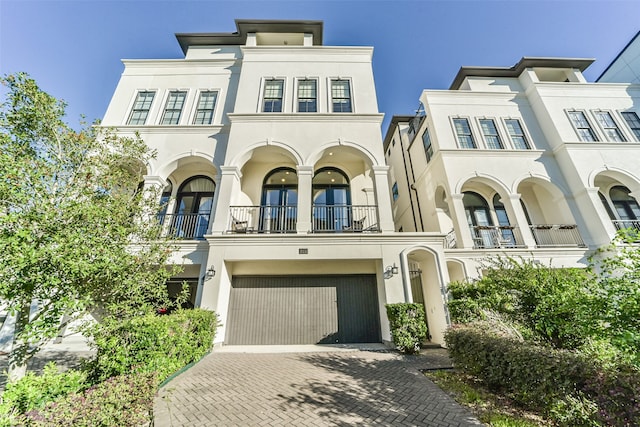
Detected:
left=438, top=148, right=546, bottom=158
left=103, top=125, right=227, bottom=135
left=240, top=45, right=374, bottom=60
left=530, top=82, right=640, bottom=98
left=204, top=232, right=447, bottom=247
left=122, top=59, right=241, bottom=69
left=444, top=247, right=591, bottom=259
left=423, top=89, right=525, bottom=101
left=227, top=113, right=384, bottom=124
left=552, top=141, right=640, bottom=155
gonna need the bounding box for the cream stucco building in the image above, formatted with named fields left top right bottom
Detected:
left=101, top=20, right=451, bottom=347
left=385, top=56, right=640, bottom=282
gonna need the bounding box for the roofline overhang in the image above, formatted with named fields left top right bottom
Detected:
left=175, top=19, right=324, bottom=54
left=383, top=115, right=414, bottom=150
left=449, top=57, right=595, bottom=90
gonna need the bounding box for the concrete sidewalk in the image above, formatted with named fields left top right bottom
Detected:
left=154, top=347, right=483, bottom=426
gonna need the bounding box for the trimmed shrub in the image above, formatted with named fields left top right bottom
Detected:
left=445, top=325, right=640, bottom=426
left=0, top=362, right=86, bottom=416
left=25, top=371, right=157, bottom=426
left=385, top=303, right=427, bottom=354
left=88, top=308, right=219, bottom=382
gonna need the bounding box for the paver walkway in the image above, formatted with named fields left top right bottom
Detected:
left=153, top=347, right=483, bottom=426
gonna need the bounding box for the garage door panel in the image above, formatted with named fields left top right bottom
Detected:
left=226, top=275, right=379, bottom=345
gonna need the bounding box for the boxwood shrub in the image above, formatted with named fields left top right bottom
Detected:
left=385, top=303, right=427, bottom=354
left=445, top=324, right=640, bottom=426
left=88, top=308, right=220, bottom=382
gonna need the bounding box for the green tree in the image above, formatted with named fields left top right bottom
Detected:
left=0, top=73, right=180, bottom=380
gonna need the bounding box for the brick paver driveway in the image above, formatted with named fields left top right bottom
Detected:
left=153, top=348, right=482, bottom=426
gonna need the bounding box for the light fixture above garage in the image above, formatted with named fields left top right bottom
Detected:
left=383, top=263, right=399, bottom=279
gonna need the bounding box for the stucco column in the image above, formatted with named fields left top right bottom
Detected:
left=449, top=193, right=474, bottom=249
left=296, top=165, right=313, bottom=233
left=506, top=194, right=537, bottom=248
left=576, top=187, right=617, bottom=247
left=211, top=166, right=242, bottom=233
left=372, top=165, right=395, bottom=232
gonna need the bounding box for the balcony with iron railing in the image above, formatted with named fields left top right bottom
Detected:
left=612, top=219, right=640, bottom=231
left=226, top=204, right=380, bottom=234
left=158, top=213, right=210, bottom=240
left=470, top=225, right=525, bottom=249
left=530, top=224, right=586, bottom=247
left=312, top=204, right=379, bottom=233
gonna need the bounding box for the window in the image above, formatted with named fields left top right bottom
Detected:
left=568, top=111, right=598, bottom=141
left=263, top=79, right=284, bottom=112
left=479, top=119, right=503, bottom=149
left=504, top=119, right=530, bottom=149
left=392, top=182, right=399, bottom=202
left=161, top=91, right=187, bottom=125
left=452, top=118, right=476, bottom=148
left=593, top=111, right=625, bottom=142
left=422, top=128, right=433, bottom=162
left=127, top=91, right=155, bottom=125
left=193, top=91, right=218, bottom=124
left=331, top=79, right=352, bottom=113
left=622, top=111, right=640, bottom=141
left=297, top=79, right=317, bottom=112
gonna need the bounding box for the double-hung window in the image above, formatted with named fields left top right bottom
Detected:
left=452, top=118, right=476, bottom=148
left=479, top=119, right=503, bottom=149
left=161, top=91, right=187, bottom=125
left=422, top=128, right=433, bottom=162
left=331, top=79, right=352, bottom=113
left=504, top=119, right=530, bottom=149
left=568, top=111, right=598, bottom=141
left=127, top=91, right=155, bottom=125
left=193, top=91, right=218, bottom=124
left=263, top=79, right=284, bottom=112
left=297, top=79, right=317, bottom=112
left=621, top=111, right=640, bottom=141
left=594, top=111, right=626, bottom=142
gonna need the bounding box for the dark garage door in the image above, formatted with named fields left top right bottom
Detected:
left=225, top=275, right=381, bottom=345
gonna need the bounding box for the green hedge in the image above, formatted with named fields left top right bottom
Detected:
left=385, top=303, right=427, bottom=354
left=88, top=308, right=220, bottom=382
left=445, top=325, right=640, bottom=426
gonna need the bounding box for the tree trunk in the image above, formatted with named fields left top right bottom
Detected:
left=7, top=302, right=32, bottom=382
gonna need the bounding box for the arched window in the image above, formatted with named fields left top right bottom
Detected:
left=598, top=191, right=616, bottom=220
left=609, top=186, right=640, bottom=230
left=313, top=168, right=350, bottom=232
left=463, top=192, right=497, bottom=248
left=260, top=168, right=298, bottom=233
left=173, top=176, right=215, bottom=239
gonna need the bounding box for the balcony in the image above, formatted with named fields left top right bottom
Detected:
left=612, top=220, right=640, bottom=231
left=228, top=205, right=297, bottom=233
left=159, top=213, right=210, bottom=240
left=312, top=204, right=379, bottom=233
left=471, top=226, right=525, bottom=249
left=530, top=224, right=586, bottom=248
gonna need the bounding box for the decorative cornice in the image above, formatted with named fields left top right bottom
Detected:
left=227, top=113, right=384, bottom=123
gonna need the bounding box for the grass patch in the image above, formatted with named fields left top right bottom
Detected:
left=425, top=370, right=549, bottom=426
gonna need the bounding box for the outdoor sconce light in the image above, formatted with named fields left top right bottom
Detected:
left=203, top=266, right=216, bottom=281
left=383, top=263, right=399, bottom=279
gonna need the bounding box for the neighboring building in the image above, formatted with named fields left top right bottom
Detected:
left=385, top=56, right=640, bottom=281
left=101, top=20, right=451, bottom=346
left=598, top=30, right=640, bottom=84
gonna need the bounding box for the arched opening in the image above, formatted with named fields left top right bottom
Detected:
left=260, top=167, right=298, bottom=233
left=172, top=176, right=215, bottom=239
left=312, top=167, right=352, bottom=232
left=493, top=194, right=516, bottom=246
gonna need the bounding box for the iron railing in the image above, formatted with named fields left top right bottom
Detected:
left=228, top=205, right=297, bottom=233
left=612, top=220, right=640, bottom=231
left=530, top=224, right=586, bottom=247
left=312, top=204, right=379, bottom=233
left=470, top=225, right=524, bottom=249
left=158, top=212, right=210, bottom=240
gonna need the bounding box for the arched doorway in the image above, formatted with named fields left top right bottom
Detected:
left=312, top=167, right=351, bottom=232
left=173, top=176, right=215, bottom=239
left=260, top=168, right=298, bottom=233
left=608, top=185, right=640, bottom=230
left=463, top=191, right=494, bottom=248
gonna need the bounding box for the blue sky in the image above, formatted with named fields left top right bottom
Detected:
left=1, top=0, right=639, bottom=131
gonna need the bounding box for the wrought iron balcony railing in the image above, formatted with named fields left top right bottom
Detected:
left=470, top=225, right=525, bottom=249
left=158, top=212, right=210, bottom=240
left=312, top=204, right=379, bottom=233
left=530, top=224, right=586, bottom=247
left=612, top=220, right=640, bottom=232
left=228, top=205, right=297, bottom=233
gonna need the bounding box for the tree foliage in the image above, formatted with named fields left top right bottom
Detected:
left=0, top=73, right=180, bottom=378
